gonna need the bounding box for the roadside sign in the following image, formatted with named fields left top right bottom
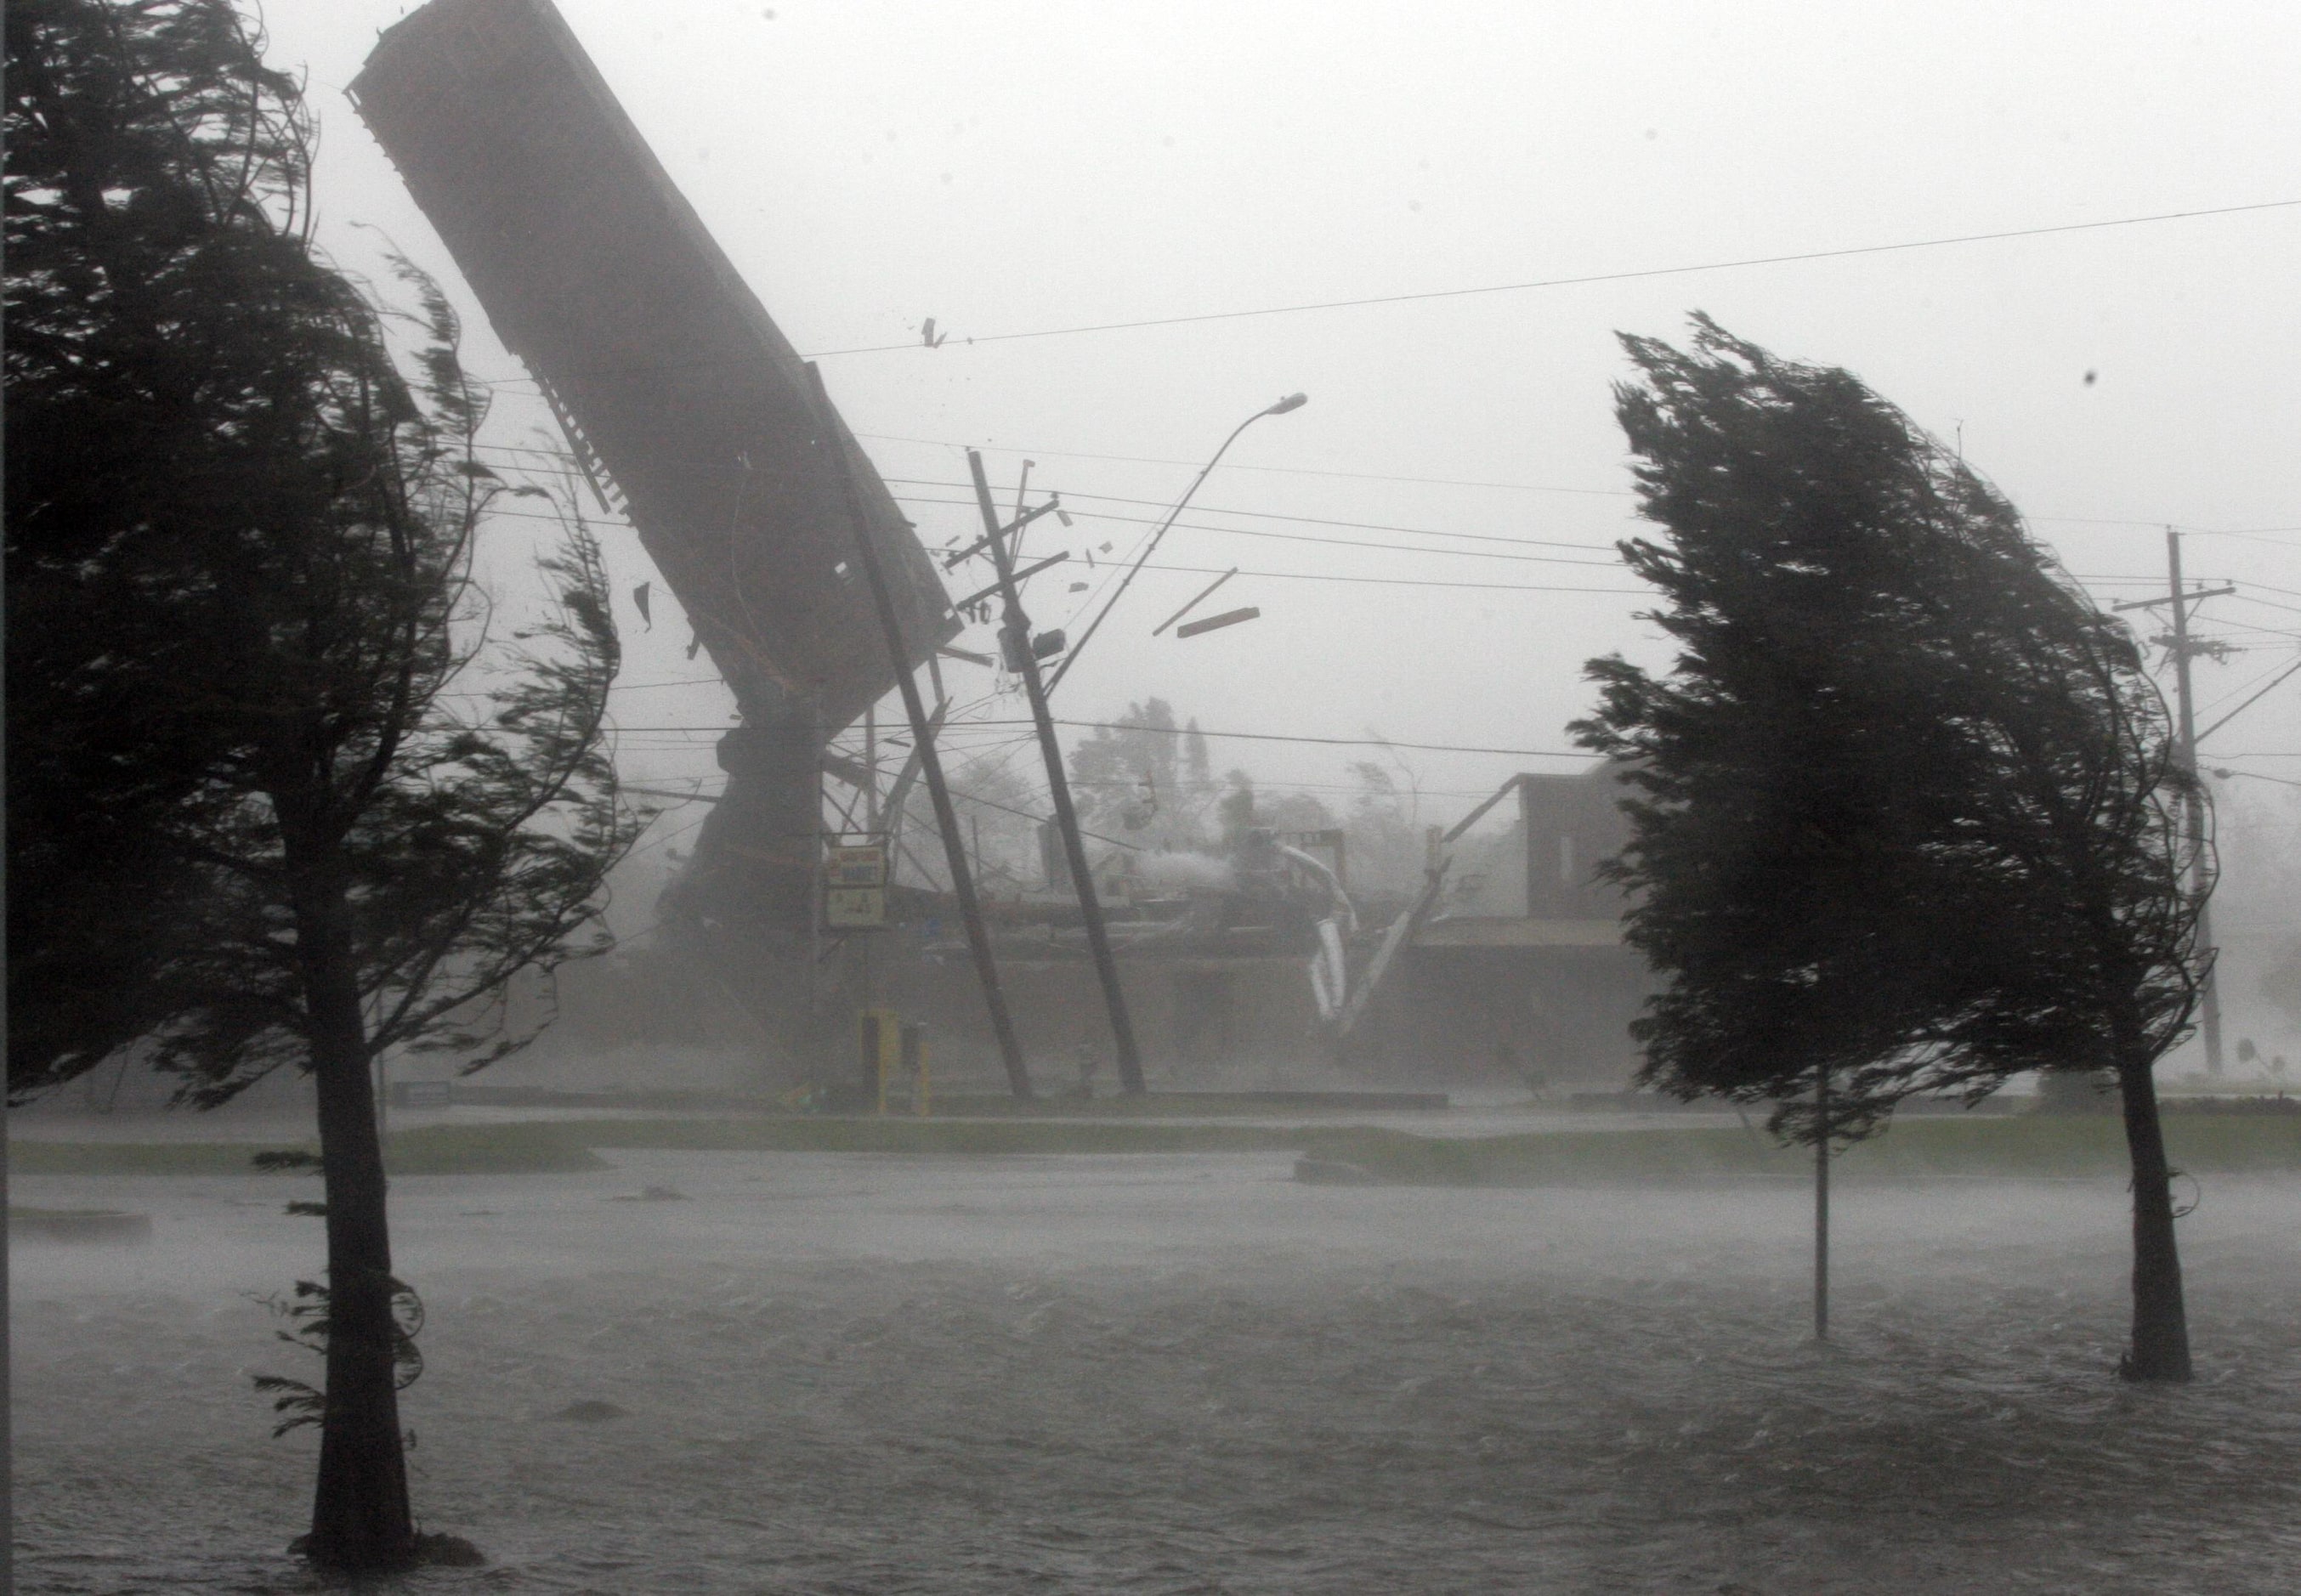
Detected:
left=826, top=844, right=887, bottom=886
left=825, top=886, right=886, bottom=928
left=824, top=839, right=888, bottom=930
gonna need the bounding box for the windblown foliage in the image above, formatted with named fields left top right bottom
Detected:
left=6, top=0, right=639, bottom=1105
left=6, top=0, right=330, bottom=1087
left=1575, top=316, right=2205, bottom=1132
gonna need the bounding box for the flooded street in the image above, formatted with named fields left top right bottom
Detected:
left=16, top=0, right=2299, bottom=1590
left=16, top=1149, right=2301, bottom=1593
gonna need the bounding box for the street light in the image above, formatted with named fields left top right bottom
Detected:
left=2213, top=767, right=2301, bottom=790
left=1042, top=393, right=1306, bottom=693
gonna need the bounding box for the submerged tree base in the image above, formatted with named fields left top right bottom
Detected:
left=289, top=1531, right=485, bottom=1571
left=2117, top=1353, right=2195, bottom=1384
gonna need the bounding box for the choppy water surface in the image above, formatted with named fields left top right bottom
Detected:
left=16, top=1152, right=2301, bottom=1593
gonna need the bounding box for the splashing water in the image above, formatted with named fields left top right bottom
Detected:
left=15, top=1152, right=2301, bottom=1592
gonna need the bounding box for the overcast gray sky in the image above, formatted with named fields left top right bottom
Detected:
left=265, top=0, right=2301, bottom=839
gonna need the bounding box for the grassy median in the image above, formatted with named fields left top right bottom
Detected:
left=14, top=1106, right=2301, bottom=1183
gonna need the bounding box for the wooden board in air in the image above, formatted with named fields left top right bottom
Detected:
left=1175, top=606, right=1261, bottom=639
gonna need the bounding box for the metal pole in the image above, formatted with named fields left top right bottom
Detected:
left=1153, top=566, right=1239, bottom=637
left=1815, top=1065, right=1830, bottom=1343
left=969, top=449, right=1148, bottom=1094
left=2167, top=529, right=2224, bottom=1074
left=808, top=727, right=825, bottom=1076
left=807, top=365, right=1034, bottom=1099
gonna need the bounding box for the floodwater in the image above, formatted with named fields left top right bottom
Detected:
left=14, top=1147, right=2301, bottom=1593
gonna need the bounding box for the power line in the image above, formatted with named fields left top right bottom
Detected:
left=871, top=433, right=2300, bottom=536
left=473, top=437, right=2293, bottom=552
left=474, top=451, right=1639, bottom=554
left=2196, top=634, right=2301, bottom=741
left=621, top=809, right=712, bottom=863
left=936, top=720, right=1589, bottom=760
left=904, top=480, right=1625, bottom=547
left=898, top=497, right=1624, bottom=569
left=936, top=785, right=1143, bottom=853
left=475, top=505, right=1647, bottom=594
left=2192, top=631, right=2301, bottom=648
left=803, top=199, right=2301, bottom=357
left=498, top=471, right=2274, bottom=587
left=865, top=433, right=1635, bottom=500
left=2197, top=649, right=2301, bottom=718
left=462, top=200, right=2301, bottom=379
left=897, top=484, right=1628, bottom=555
left=2224, top=594, right=2301, bottom=622
left=604, top=717, right=1587, bottom=759
left=465, top=467, right=2286, bottom=631
left=1133, top=560, right=1640, bottom=595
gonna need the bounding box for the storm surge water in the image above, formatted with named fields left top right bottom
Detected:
left=16, top=1152, right=2301, bottom=1592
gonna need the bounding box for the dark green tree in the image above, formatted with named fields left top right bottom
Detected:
left=1068, top=696, right=1184, bottom=835
left=1182, top=716, right=1215, bottom=801
left=1217, top=768, right=1258, bottom=845
left=1342, top=757, right=1427, bottom=897
left=6, top=0, right=641, bottom=1564
left=6, top=0, right=320, bottom=1088
left=1574, top=316, right=2208, bottom=1381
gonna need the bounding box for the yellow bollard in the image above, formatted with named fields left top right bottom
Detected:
left=859, top=1008, right=899, bottom=1115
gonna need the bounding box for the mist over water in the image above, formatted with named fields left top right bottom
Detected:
left=17, top=1151, right=2301, bottom=1593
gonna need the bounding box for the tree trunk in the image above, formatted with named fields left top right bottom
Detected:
left=2115, top=1053, right=2193, bottom=1382
left=1814, top=1066, right=1830, bottom=1343
left=298, top=878, right=417, bottom=1567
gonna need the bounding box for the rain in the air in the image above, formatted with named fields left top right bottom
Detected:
left=8, top=2, right=2301, bottom=1591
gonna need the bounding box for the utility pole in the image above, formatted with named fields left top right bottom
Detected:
left=2169, top=532, right=2227, bottom=1076
left=968, top=449, right=1148, bottom=1094
left=808, top=365, right=1033, bottom=1099
left=2116, top=530, right=2235, bottom=1073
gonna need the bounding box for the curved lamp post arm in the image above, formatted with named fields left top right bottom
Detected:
left=1042, top=393, right=1305, bottom=695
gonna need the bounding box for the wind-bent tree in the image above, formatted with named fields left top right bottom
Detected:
left=7, top=0, right=642, bottom=1565
left=6, top=0, right=315, bottom=1088
left=1574, top=316, right=2209, bottom=1381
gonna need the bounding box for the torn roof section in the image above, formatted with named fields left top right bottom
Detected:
left=350, top=0, right=955, bottom=732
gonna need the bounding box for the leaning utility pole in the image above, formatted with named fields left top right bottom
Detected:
left=967, top=450, right=1148, bottom=1094
left=2115, top=529, right=2235, bottom=1073
left=808, top=367, right=1033, bottom=1098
